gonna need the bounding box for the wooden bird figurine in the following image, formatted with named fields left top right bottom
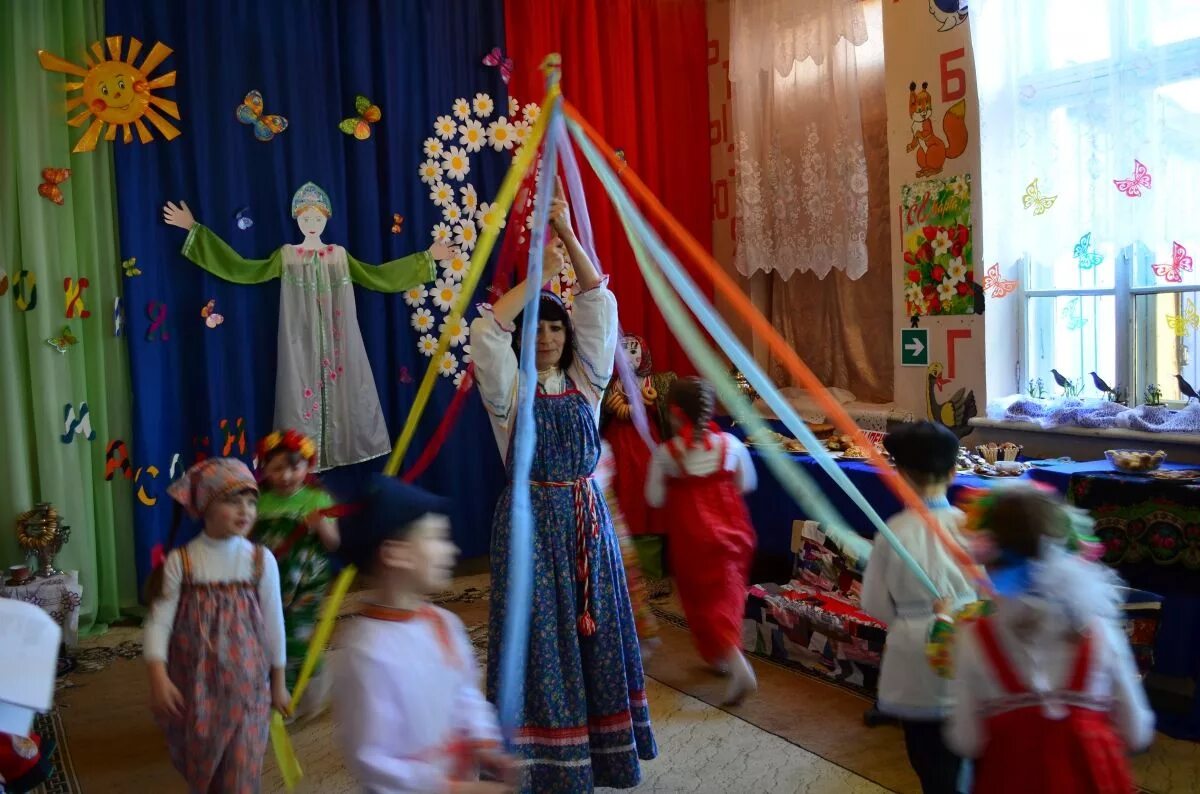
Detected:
left=1177, top=374, right=1199, bottom=404
left=1089, top=371, right=1113, bottom=396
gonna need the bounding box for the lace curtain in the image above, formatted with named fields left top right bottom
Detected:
left=730, top=0, right=875, bottom=280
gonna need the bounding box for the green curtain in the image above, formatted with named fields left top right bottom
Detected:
left=0, top=0, right=138, bottom=632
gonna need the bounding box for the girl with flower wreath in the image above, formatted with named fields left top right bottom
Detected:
left=253, top=429, right=340, bottom=719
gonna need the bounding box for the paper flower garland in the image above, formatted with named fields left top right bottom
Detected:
left=411, top=91, right=569, bottom=378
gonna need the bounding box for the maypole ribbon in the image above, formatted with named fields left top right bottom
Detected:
left=570, top=119, right=882, bottom=567
left=554, top=122, right=655, bottom=450
left=564, top=102, right=986, bottom=591
left=567, top=116, right=938, bottom=590
left=499, top=59, right=563, bottom=742
left=269, top=84, right=561, bottom=791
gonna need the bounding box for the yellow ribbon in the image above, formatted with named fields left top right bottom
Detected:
left=270, top=83, right=560, bottom=790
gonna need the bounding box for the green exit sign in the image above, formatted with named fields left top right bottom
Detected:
left=900, top=329, right=928, bottom=367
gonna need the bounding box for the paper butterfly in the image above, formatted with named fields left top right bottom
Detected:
left=236, top=90, right=288, bottom=142
left=1152, top=241, right=1194, bottom=284
left=1021, top=179, right=1057, bottom=216
left=398, top=366, right=414, bottom=384
left=38, top=167, right=71, bottom=206
left=983, top=263, right=1017, bottom=299
left=122, top=257, right=141, bottom=277
left=201, top=299, right=224, bottom=328
left=391, top=213, right=404, bottom=235
left=1165, top=300, right=1200, bottom=338
left=46, top=325, right=78, bottom=353
left=1061, top=297, right=1087, bottom=331
left=482, top=47, right=513, bottom=84
left=1113, top=159, right=1152, bottom=198
left=339, top=95, right=381, bottom=140
left=1072, top=232, right=1103, bottom=270
left=235, top=207, right=254, bottom=230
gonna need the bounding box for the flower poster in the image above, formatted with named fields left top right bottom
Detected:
left=900, top=174, right=975, bottom=316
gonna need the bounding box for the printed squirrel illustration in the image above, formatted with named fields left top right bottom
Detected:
left=906, top=81, right=968, bottom=178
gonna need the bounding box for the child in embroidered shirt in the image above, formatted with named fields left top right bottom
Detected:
left=945, top=485, right=1154, bottom=793
left=253, top=429, right=339, bottom=718
left=645, top=377, right=758, bottom=705
left=333, top=475, right=518, bottom=794
left=861, top=421, right=975, bottom=794
left=143, top=458, right=289, bottom=794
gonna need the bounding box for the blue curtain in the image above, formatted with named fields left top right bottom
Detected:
left=108, top=0, right=511, bottom=586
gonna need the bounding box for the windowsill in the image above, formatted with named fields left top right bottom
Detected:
left=970, top=417, right=1200, bottom=447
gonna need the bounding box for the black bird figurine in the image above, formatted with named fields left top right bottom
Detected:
left=1090, top=371, right=1114, bottom=395
left=1177, top=374, right=1199, bottom=404
left=1050, top=368, right=1073, bottom=390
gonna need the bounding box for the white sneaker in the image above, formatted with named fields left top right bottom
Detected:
left=721, top=651, right=757, bottom=707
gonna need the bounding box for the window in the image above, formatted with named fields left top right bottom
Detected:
left=973, top=0, right=1200, bottom=405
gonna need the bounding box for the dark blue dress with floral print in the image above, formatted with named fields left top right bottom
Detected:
left=486, top=382, right=657, bottom=793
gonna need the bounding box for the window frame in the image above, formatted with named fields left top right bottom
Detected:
left=1012, top=9, right=1200, bottom=406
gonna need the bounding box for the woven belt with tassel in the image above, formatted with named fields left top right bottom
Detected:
left=530, top=476, right=599, bottom=636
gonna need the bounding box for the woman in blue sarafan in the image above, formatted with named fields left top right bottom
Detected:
left=469, top=187, right=657, bottom=792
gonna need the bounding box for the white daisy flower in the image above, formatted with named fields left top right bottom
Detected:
left=429, top=182, right=455, bottom=208
left=442, top=146, right=471, bottom=181
left=403, top=284, right=428, bottom=308
left=435, top=115, right=458, bottom=140
left=486, top=117, right=516, bottom=151
left=472, top=93, right=495, bottom=117
left=476, top=202, right=506, bottom=233
left=522, top=103, right=540, bottom=124
left=442, top=250, right=470, bottom=281
left=563, top=263, right=577, bottom=282
left=423, top=137, right=445, bottom=158
left=905, top=283, right=924, bottom=306
left=411, top=308, right=435, bottom=333
left=418, top=159, right=444, bottom=185
left=442, top=203, right=464, bottom=224
left=513, top=120, right=531, bottom=146
left=459, top=184, right=479, bottom=213
left=458, top=119, right=486, bottom=153
left=431, top=222, right=453, bottom=244
left=508, top=96, right=520, bottom=116
left=937, top=279, right=957, bottom=303
left=549, top=277, right=562, bottom=296
left=439, top=315, right=469, bottom=347
left=930, top=229, right=952, bottom=257
left=438, top=351, right=459, bottom=378
left=561, top=287, right=575, bottom=308
left=947, top=257, right=967, bottom=285
left=453, top=369, right=469, bottom=389
left=452, top=98, right=471, bottom=121
left=461, top=343, right=472, bottom=364
left=432, top=278, right=462, bottom=312
left=453, top=219, right=478, bottom=251
left=417, top=333, right=439, bottom=357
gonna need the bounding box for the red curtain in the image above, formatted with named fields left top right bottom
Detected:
left=505, top=0, right=713, bottom=375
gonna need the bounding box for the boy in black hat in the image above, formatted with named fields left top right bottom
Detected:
left=332, top=475, right=517, bottom=793
left=861, top=422, right=976, bottom=794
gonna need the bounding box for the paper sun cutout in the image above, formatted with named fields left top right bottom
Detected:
left=38, top=36, right=180, bottom=153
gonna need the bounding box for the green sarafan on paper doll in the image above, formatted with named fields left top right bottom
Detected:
left=163, top=184, right=450, bottom=470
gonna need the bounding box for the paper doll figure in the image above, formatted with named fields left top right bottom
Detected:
left=163, top=183, right=449, bottom=470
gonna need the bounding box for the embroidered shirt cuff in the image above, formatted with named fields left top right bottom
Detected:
left=576, top=275, right=610, bottom=295
left=476, top=302, right=515, bottom=333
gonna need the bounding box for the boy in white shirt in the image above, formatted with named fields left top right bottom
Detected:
left=333, top=475, right=517, bottom=794
left=861, top=422, right=975, bottom=793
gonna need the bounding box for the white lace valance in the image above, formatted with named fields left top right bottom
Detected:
left=730, top=0, right=867, bottom=77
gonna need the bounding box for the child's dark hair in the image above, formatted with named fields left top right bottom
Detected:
left=667, top=377, right=716, bottom=429
left=514, top=293, right=575, bottom=371
left=977, top=486, right=1069, bottom=560
left=262, top=446, right=307, bottom=469
left=337, top=475, right=450, bottom=573
left=883, top=421, right=960, bottom=487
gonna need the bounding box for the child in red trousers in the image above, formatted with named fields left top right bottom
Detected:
left=645, top=377, right=758, bottom=705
